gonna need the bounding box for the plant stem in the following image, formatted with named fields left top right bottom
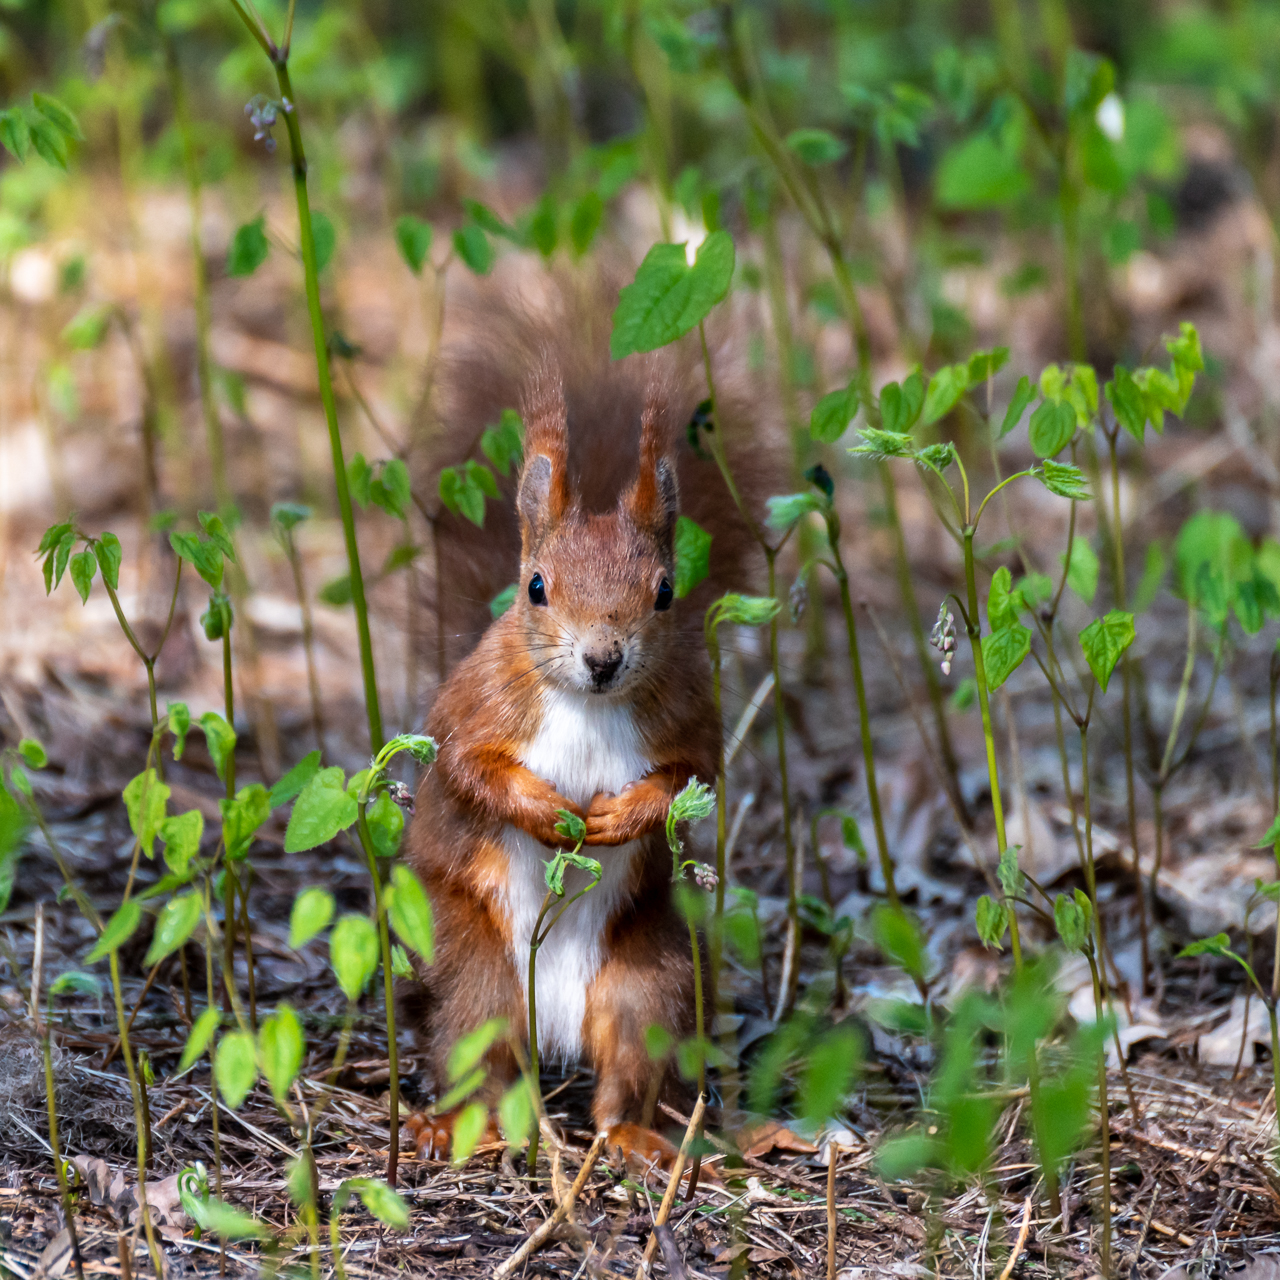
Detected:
left=1079, top=723, right=1112, bottom=1279
left=526, top=888, right=553, bottom=1179
left=355, top=805, right=400, bottom=1186
left=826, top=1137, right=838, bottom=1280
left=109, top=952, right=162, bottom=1276
left=284, top=532, right=325, bottom=752
left=684, top=908, right=707, bottom=1198
left=824, top=513, right=897, bottom=906
left=272, top=58, right=383, bottom=753
left=1106, top=429, right=1148, bottom=991
left=708, top=624, right=728, bottom=1014
left=697, top=322, right=798, bottom=1015
left=43, top=1000, right=85, bottom=1280
left=961, top=528, right=1021, bottom=968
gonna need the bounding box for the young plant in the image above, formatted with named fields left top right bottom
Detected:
left=225, top=0, right=384, bottom=753
left=767, top=465, right=900, bottom=907
left=284, top=732, right=438, bottom=1185
left=704, top=592, right=781, bottom=1009
left=523, top=810, right=602, bottom=1176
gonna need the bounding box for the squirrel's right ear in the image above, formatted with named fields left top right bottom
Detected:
left=517, top=363, right=571, bottom=549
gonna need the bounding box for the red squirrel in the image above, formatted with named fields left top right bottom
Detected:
left=401, top=287, right=769, bottom=1163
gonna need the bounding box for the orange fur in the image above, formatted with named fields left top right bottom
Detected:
left=402, top=346, right=727, bottom=1160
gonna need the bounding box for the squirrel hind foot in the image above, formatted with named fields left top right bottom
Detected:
left=405, top=1109, right=500, bottom=1162
left=604, top=1122, right=722, bottom=1185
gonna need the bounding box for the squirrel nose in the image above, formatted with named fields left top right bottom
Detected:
left=584, top=649, right=623, bottom=686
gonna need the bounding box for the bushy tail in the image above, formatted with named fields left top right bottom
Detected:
left=416, top=258, right=780, bottom=679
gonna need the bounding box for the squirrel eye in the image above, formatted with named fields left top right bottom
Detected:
left=655, top=578, right=674, bottom=611
left=528, top=573, right=547, bottom=606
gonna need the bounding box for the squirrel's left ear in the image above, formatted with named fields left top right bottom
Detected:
left=626, top=376, right=679, bottom=555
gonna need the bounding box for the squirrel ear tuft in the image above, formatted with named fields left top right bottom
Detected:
left=517, top=359, right=571, bottom=546
left=627, top=375, right=679, bottom=551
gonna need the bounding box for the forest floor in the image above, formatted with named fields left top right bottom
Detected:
left=5, top=138, right=1280, bottom=1276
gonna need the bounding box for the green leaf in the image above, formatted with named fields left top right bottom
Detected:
left=330, top=914, right=379, bottom=1001
left=227, top=216, right=269, bottom=277
left=452, top=1101, right=490, bottom=1165
left=366, top=790, right=404, bottom=860
left=170, top=531, right=224, bottom=589
left=1130, top=542, right=1164, bottom=615
left=1063, top=539, right=1099, bottom=604
left=199, top=713, right=237, bottom=787
left=215, top=1031, right=257, bottom=1107
left=371, top=458, right=412, bottom=520
left=93, top=532, right=122, bottom=591
left=498, top=1079, right=534, bottom=1148
left=259, top=1003, right=304, bottom=1104
left=311, top=211, right=336, bottom=272
left=32, top=93, right=83, bottom=141
left=348, top=454, right=373, bottom=508
left=69, top=549, right=96, bottom=603
left=285, top=768, right=358, bottom=853
left=167, top=702, right=190, bottom=761
left=975, top=895, right=1007, bottom=950
left=674, top=515, right=712, bottom=597
left=997, top=846, right=1023, bottom=899
left=453, top=222, right=494, bottom=275
left=880, top=373, right=925, bottom=434
left=49, top=970, right=100, bottom=999
left=765, top=492, right=823, bottom=531
left=798, top=1025, right=860, bottom=1127
left=160, top=810, right=203, bottom=879
left=810, top=384, right=858, bottom=443
left=436, top=1066, right=486, bottom=1113
left=123, top=769, right=171, bottom=859
left=480, top=408, right=524, bottom=477
left=669, top=778, right=715, bottom=827
left=569, top=191, right=603, bottom=255
left=849, top=428, right=915, bottom=460
left=268, top=750, right=321, bottom=810
left=610, top=230, right=735, bottom=358
left=967, top=347, right=1009, bottom=384
left=1105, top=364, right=1148, bottom=442
left=937, top=133, right=1030, bottom=209
left=785, top=128, right=848, bottom=166
left=921, top=363, right=969, bottom=425
left=553, top=809, right=587, bottom=849
left=29, top=116, right=68, bottom=169
left=388, top=733, right=437, bottom=765
left=18, top=738, right=47, bottom=769
left=271, top=501, right=310, bottom=532
left=387, top=863, right=435, bottom=962
left=998, top=375, right=1035, bottom=439
left=1040, top=460, right=1090, bottom=501
left=195, top=1199, right=272, bottom=1241
left=986, top=566, right=1017, bottom=631
left=1078, top=610, right=1135, bottom=693
left=447, top=1017, right=506, bottom=1082
left=394, top=215, right=433, bottom=274
left=178, top=1007, right=221, bottom=1073
left=707, top=592, right=781, bottom=630
left=875, top=1132, right=936, bottom=1181
left=0, top=790, right=27, bottom=915
left=62, top=306, right=112, bottom=350
left=197, top=511, right=237, bottom=564
left=0, top=108, right=30, bottom=162
left=342, top=1178, right=409, bottom=1228
left=981, top=623, right=1031, bottom=690
left=1053, top=893, right=1090, bottom=953
left=391, top=943, right=413, bottom=977
left=489, top=583, right=517, bottom=618
left=319, top=574, right=352, bottom=606
left=1028, top=400, right=1076, bottom=458
left=871, top=904, right=924, bottom=981
left=144, top=892, right=202, bottom=967
left=290, top=886, right=336, bottom=950
left=1178, top=932, right=1234, bottom=960
left=220, top=783, right=270, bottom=861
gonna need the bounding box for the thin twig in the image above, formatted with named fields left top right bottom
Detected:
left=634, top=1094, right=707, bottom=1279
left=997, top=1195, right=1032, bottom=1280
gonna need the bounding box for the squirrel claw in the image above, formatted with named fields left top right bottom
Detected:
left=406, top=1109, right=501, bottom=1162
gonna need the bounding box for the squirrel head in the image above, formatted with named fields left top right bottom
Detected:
left=513, top=363, right=680, bottom=697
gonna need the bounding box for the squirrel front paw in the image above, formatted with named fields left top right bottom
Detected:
left=583, top=791, right=650, bottom=846
left=405, top=1109, right=500, bottom=1162
left=605, top=1123, right=722, bottom=1186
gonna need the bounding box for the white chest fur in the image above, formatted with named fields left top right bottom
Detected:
left=501, top=685, right=651, bottom=1061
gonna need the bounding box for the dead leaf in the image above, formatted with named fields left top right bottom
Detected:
left=1199, top=994, right=1271, bottom=1066
left=714, top=1243, right=753, bottom=1263
left=749, top=1247, right=789, bottom=1262
left=36, top=1226, right=74, bottom=1279
left=736, top=1120, right=818, bottom=1158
